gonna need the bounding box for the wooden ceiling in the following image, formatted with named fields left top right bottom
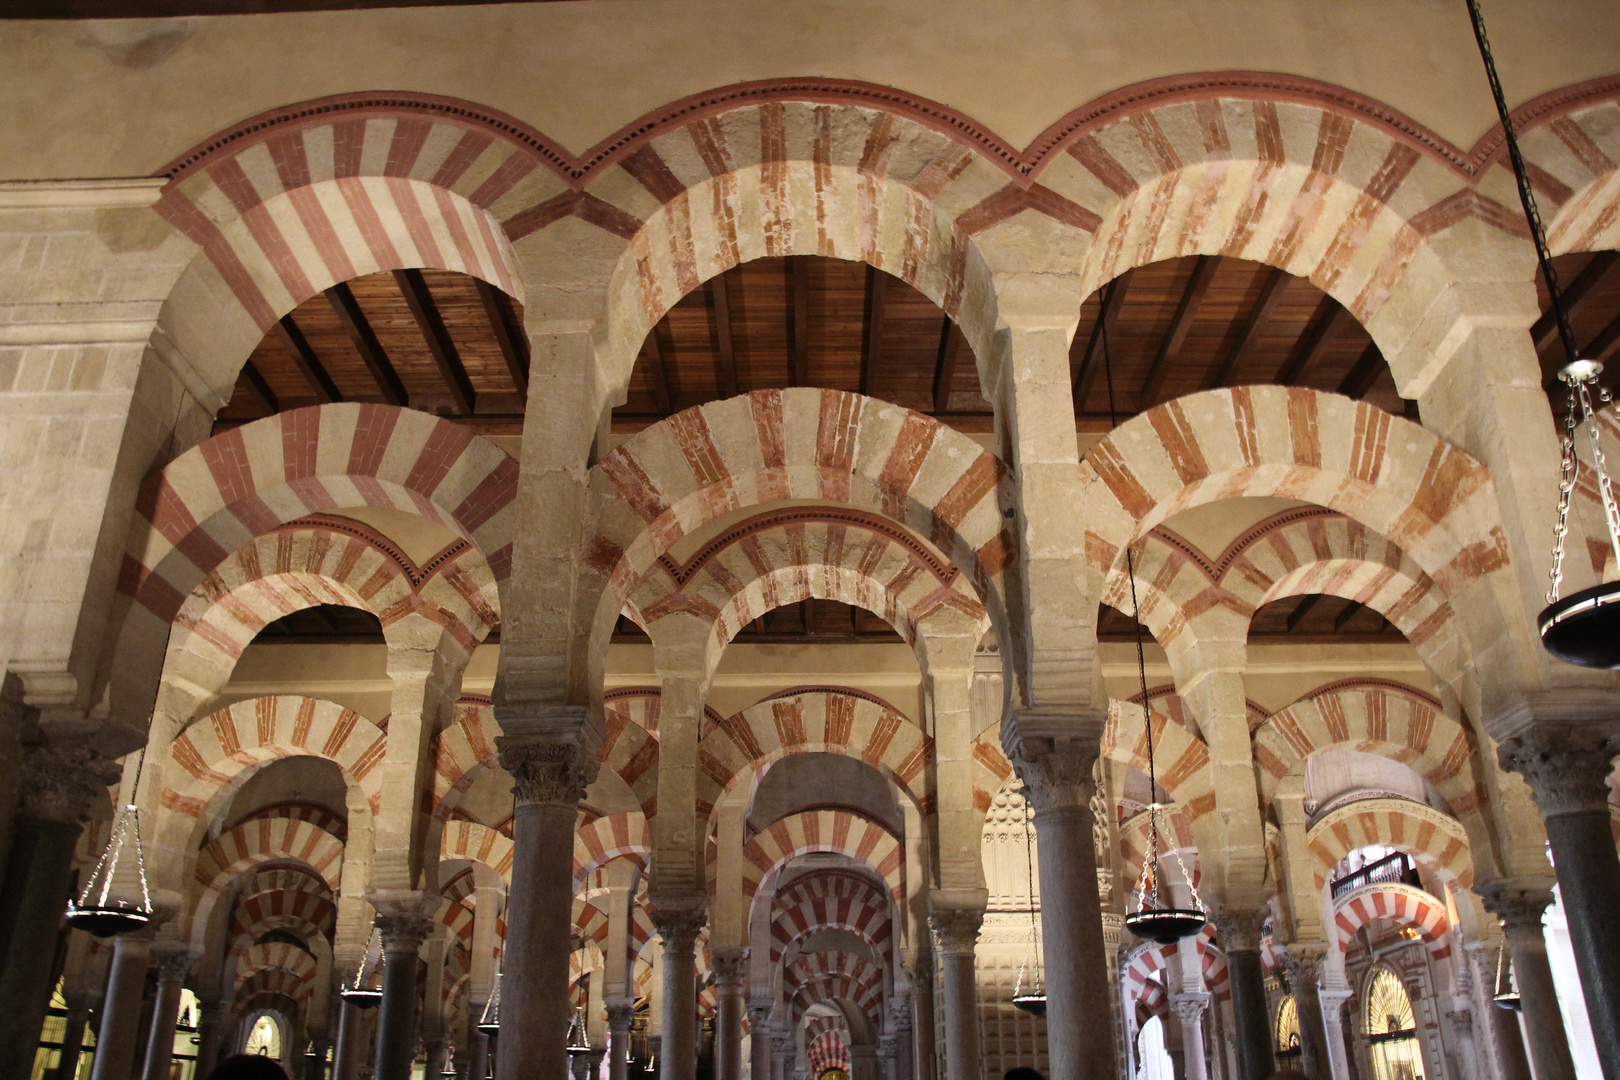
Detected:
left=1100, top=593, right=1405, bottom=646
left=1534, top=252, right=1620, bottom=390
left=7, top=0, right=541, bottom=15
left=218, top=252, right=1620, bottom=440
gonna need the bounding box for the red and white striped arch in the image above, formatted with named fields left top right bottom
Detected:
left=602, top=691, right=662, bottom=816
left=235, top=941, right=317, bottom=991
left=1528, top=94, right=1620, bottom=257
left=230, top=887, right=337, bottom=946
left=1307, top=798, right=1473, bottom=890
left=1122, top=926, right=1230, bottom=1008
left=1332, top=882, right=1451, bottom=962
left=238, top=969, right=312, bottom=1007
left=733, top=811, right=904, bottom=912
left=786, top=951, right=885, bottom=1026
left=769, top=889, right=893, bottom=967
left=699, top=688, right=931, bottom=818
left=807, top=1026, right=852, bottom=1076
left=1252, top=681, right=1482, bottom=821
left=574, top=812, right=651, bottom=886
left=440, top=820, right=515, bottom=881
left=192, top=817, right=345, bottom=950
left=1103, top=699, right=1216, bottom=827
left=432, top=701, right=500, bottom=822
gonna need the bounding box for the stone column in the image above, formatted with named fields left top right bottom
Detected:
left=0, top=745, right=117, bottom=1080
left=904, top=952, right=935, bottom=1080
left=746, top=1004, right=772, bottom=1080
left=1281, top=943, right=1331, bottom=1080
left=771, top=1031, right=795, bottom=1080
left=713, top=950, right=745, bottom=1080
left=89, top=933, right=151, bottom=1080
left=371, top=903, right=436, bottom=1080
left=332, top=1000, right=365, bottom=1080
left=930, top=908, right=982, bottom=1080
left=851, top=1045, right=879, bottom=1080
left=1486, top=993, right=1534, bottom=1080
left=609, top=1001, right=635, bottom=1080
left=496, top=727, right=593, bottom=1080
left=1479, top=882, right=1575, bottom=1080
left=54, top=988, right=90, bottom=1080
left=139, top=947, right=191, bottom=1080
left=1006, top=732, right=1117, bottom=1080
left=193, top=994, right=226, bottom=1078
left=469, top=1017, right=492, bottom=1080
left=1499, top=726, right=1620, bottom=1078
left=888, top=998, right=913, bottom=1080
left=652, top=906, right=705, bottom=1080
left=1171, top=993, right=1211, bottom=1080
left=1317, top=986, right=1354, bottom=1080
left=1211, top=910, right=1273, bottom=1080
left=425, top=1040, right=448, bottom=1080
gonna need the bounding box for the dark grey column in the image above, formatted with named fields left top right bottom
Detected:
left=1282, top=943, right=1330, bottom=1080
left=929, top=907, right=982, bottom=1080
left=651, top=904, right=706, bottom=1080
left=887, top=998, right=913, bottom=1080
left=1213, top=910, right=1274, bottom=1080
left=193, top=994, right=226, bottom=1078
left=139, top=948, right=191, bottom=1080
left=746, top=1003, right=771, bottom=1080
left=1480, top=882, right=1575, bottom=1080
left=0, top=745, right=116, bottom=1080
left=1009, top=734, right=1118, bottom=1080
left=904, top=952, right=935, bottom=1080
left=1500, top=727, right=1620, bottom=1080
left=713, top=951, right=745, bottom=1080
left=371, top=904, right=435, bottom=1080
left=89, top=933, right=152, bottom=1080
left=1486, top=976, right=1533, bottom=1080
left=469, top=998, right=493, bottom=1080
left=54, top=990, right=90, bottom=1080
left=496, top=729, right=592, bottom=1080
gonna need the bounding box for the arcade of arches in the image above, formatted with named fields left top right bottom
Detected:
left=2, top=5, right=1620, bottom=1080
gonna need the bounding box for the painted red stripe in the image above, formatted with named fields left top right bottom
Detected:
left=386, top=176, right=446, bottom=267
left=337, top=176, right=404, bottom=272
left=155, top=191, right=277, bottom=330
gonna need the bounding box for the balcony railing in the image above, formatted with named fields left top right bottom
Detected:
left=1329, top=851, right=1422, bottom=900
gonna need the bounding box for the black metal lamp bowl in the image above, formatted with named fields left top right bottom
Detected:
left=65, top=902, right=151, bottom=939
left=1011, top=992, right=1047, bottom=1017
left=1493, top=990, right=1523, bottom=1013
left=1125, top=907, right=1207, bottom=945
left=476, top=1016, right=500, bottom=1036
left=340, top=986, right=383, bottom=1009
left=1539, top=581, right=1620, bottom=669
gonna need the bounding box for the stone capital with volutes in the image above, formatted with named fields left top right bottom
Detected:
left=606, top=1000, right=635, bottom=1031
left=649, top=898, right=707, bottom=954
left=495, top=702, right=600, bottom=806
left=1476, top=877, right=1557, bottom=933
left=19, top=742, right=121, bottom=824
left=150, top=941, right=195, bottom=983
left=1004, top=707, right=1106, bottom=813
left=370, top=890, right=439, bottom=950
left=1169, top=991, right=1210, bottom=1026
left=711, top=946, right=747, bottom=987
left=1281, top=940, right=1328, bottom=990
left=1210, top=906, right=1268, bottom=953
left=747, top=1000, right=774, bottom=1028
left=928, top=903, right=984, bottom=955
left=1495, top=720, right=1620, bottom=819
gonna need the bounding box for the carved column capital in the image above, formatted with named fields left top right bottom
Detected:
left=606, top=1002, right=635, bottom=1031
left=1169, top=991, right=1210, bottom=1026
left=747, top=1002, right=774, bottom=1029
left=371, top=892, right=438, bottom=951
left=711, top=947, right=747, bottom=987
left=1281, top=941, right=1328, bottom=989
left=929, top=907, right=984, bottom=955
left=650, top=904, right=706, bottom=955
left=1211, top=907, right=1268, bottom=953
left=19, top=744, right=119, bottom=824
left=1498, top=726, right=1620, bottom=818
left=497, top=736, right=594, bottom=808
left=1005, top=717, right=1103, bottom=813
left=887, top=996, right=912, bottom=1033
left=1476, top=878, right=1556, bottom=933
left=152, top=945, right=194, bottom=983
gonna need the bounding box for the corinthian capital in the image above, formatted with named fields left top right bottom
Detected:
left=1477, top=878, right=1556, bottom=933
left=1211, top=907, right=1268, bottom=953
left=20, top=744, right=120, bottom=824
left=1497, top=726, right=1619, bottom=818
left=1281, top=941, right=1328, bottom=988
left=929, top=907, right=984, bottom=955
left=370, top=891, right=439, bottom=950
left=1004, top=712, right=1104, bottom=814
left=650, top=903, right=707, bottom=954
left=497, top=737, right=593, bottom=808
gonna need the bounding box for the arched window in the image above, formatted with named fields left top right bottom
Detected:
left=1275, top=994, right=1301, bottom=1061
left=245, top=1014, right=282, bottom=1058
left=1364, top=967, right=1426, bottom=1080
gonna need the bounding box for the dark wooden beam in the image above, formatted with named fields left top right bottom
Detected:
left=788, top=256, right=811, bottom=387
left=1209, top=267, right=1289, bottom=389
left=1140, top=255, right=1217, bottom=408
left=1337, top=341, right=1386, bottom=399
left=1333, top=599, right=1366, bottom=632
left=476, top=278, right=529, bottom=396
left=1532, top=251, right=1618, bottom=352
left=395, top=269, right=475, bottom=415
left=861, top=265, right=888, bottom=397
left=932, top=319, right=960, bottom=415
left=1276, top=296, right=1344, bottom=385
left=241, top=360, right=280, bottom=413
left=1586, top=310, right=1620, bottom=366
left=1285, top=594, right=1324, bottom=633
left=643, top=325, right=674, bottom=416
left=1073, top=274, right=1131, bottom=413
left=325, top=283, right=408, bottom=406
left=273, top=314, right=341, bottom=402
left=712, top=273, right=738, bottom=399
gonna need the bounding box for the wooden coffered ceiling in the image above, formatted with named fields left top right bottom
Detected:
left=218, top=252, right=1620, bottom=439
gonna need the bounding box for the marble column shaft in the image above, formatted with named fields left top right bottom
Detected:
left=1012, top=739, right=1117, bottom=1080
left=193, top=997, right=226, bottom=1079
left=1213, top=911, right=1273, bottom=1080
left=496, top=735, right=591, bottom=1080
left=608, top=1002, right=634, bottom=1080
left=1282, top=944, right=1331, bottom=1080
left=139, top=949, right=191, bottom=1080
left=906, top=954, right=935, bottom=1080
left=372, top=909, right=435, bottom=1080
left=746, top=1005, right=772, bottom=1080
left=1486, top=992, right=1534, bottom=1080
left=1481, top=883, right=1575, bottom=1080
left=713, top=951, right=745, bottom=1080
left=89, top=934, right=151, bottom=1080
left=1171, top=993, right=1211, bottom=1080
left=1500, top=728, right=1620, bottom=1080
left=653, top=906, right=705, bottom=1080
left=930, top=908, right=982, bottom=1080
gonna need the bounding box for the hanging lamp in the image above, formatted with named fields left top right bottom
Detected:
left=66, top=750, right=154, bottom=937
left=1011, top=782, right=1046, bottom=1016
left=566, top=1006, right=593, bottom=1054
left=340, top=929, right=384, bottom=1009
left=1463, top=0, right=1620, bottom=667
left=478, top=969, right=503, bottom=1035
left=1492, top=943, right=1523, bottom=1012
left=1093, top=279, right=1208, bottom=947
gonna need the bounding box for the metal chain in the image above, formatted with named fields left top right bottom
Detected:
left=1549, top=379, right=1579, bottom=602
left=1578, top=377, right=1620, bottom=573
